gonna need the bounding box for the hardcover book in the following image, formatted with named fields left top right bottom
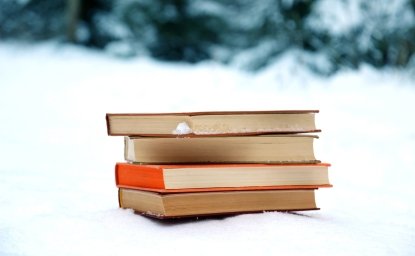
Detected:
left=106, top=110, right=320, bottom=136
left=116, top=162, right=331, bottom=190
left=119, top=188, right=319, bottom=218
left=124, top=135, right=319, bottom=164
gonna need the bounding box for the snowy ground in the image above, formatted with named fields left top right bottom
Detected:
left=1, top=42, right=414, bottom=255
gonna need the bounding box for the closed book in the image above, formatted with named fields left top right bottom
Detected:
left=124, top=135, right=319, bottom=164
left=115, top=162, right=331, bottom=190
left=119, top=188, right=319, bottom=218
left=106, top=110, right=320, bottom=136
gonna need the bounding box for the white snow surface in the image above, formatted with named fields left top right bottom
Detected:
left=1, top=42, right=415, bottom=256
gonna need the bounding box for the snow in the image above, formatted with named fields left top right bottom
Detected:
left=173, top=122, right=193, bottom=135
left=309, top=0, right=415, bottom=35
left=1, top=42, right=415, bottom=255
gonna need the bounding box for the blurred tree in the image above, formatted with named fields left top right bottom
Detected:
left=65, top=0, right=115, bottom=47
left=238, top=0, right=318, bottom=70
left=0, top=0, right=65, bottom=40
left=80, top=0, right=114, bottom=48
left=119, top=0, right=223, bottom=62
left=0, top=0, right=414, bottom=73
left=67, top=0, right=80, bottom=43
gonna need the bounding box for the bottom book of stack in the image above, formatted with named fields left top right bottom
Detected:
left=119, top=188, right=320, bottom=218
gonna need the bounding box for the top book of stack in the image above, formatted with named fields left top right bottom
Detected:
left=106, top=110, right=320, bottom=137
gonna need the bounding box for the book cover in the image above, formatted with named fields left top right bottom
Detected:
left=106, top=110, right=320, bottom=136
left=115, top=162, right=332, bottom=190
left=124, top=135, right=319, bottom=164
left=119, top=188, right=320, bottom=218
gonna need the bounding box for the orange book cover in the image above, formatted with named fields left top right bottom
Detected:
left=115, top=162, right=332, bottom=193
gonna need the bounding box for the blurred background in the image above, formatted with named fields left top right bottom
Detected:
left=1, top=1, right=415, bottom=255
left=1, top=0, right=414, bottom=75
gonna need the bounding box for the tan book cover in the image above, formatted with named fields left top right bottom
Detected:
left=124, top=135, right=319, bottom=164
left=119, top=188, right=319, bottom=218
left=106, top=110, right=320, bottom=136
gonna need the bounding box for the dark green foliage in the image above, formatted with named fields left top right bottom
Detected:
left=0, top=0, right=414, bottom=73
left=318, top=0, right=415, bottom=71
left=0, top=0, right=66, bottom=40
left=119, top=0, right=224, bottom=62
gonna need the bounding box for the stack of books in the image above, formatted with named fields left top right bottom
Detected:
left=106, top=110, right=331, bottom=218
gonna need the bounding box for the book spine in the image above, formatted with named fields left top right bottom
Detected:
left=105, top=114, right=111, bottom=135
left=116, top=163, right=166, bottom=189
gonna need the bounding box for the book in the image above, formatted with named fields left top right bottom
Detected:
left=124, top=135, right=319, bottom=164
left=106, top=110, right=320, bottom=136
left=115, top=162, right=331, bottom=190
left=119, top=188, right=319, bottom=218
